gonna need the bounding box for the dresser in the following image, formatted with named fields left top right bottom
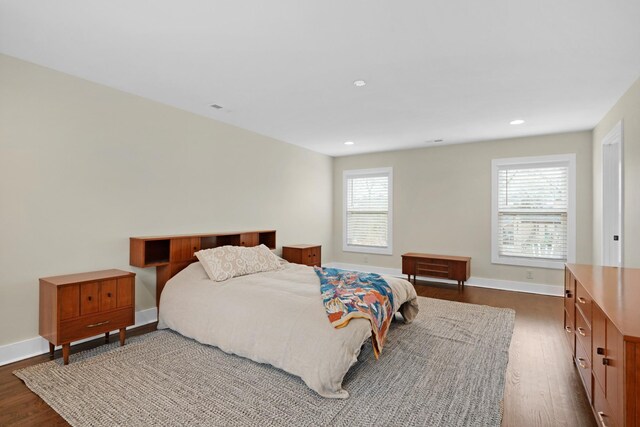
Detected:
left=564, top=264, right=640, bottom=427
left=401, top=253, right=471, bottom=287
left=39, top=269, right=136, bottom=365
left=282, top=244, right=321, bottom=267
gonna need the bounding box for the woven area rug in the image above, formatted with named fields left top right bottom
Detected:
left=15, top=297, right=515, bottom=427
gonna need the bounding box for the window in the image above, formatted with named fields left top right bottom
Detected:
left=343, top=167, right=393, bottom=255
left=491, top=154, right=576, bottom=269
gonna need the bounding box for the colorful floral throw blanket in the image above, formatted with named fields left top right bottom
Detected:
left=314, top=267, right=395, bottom=358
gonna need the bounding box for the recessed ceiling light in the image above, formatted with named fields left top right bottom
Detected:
left=510, top=119, right=525, bottom=125
left=353, top=80, right=366, bottom=87
left=344, top=141, right=355, bottom=145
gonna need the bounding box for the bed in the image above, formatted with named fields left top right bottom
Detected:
left=157, top=260, right=418, bottom=398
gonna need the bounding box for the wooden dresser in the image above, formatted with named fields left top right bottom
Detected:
left=282, top=244, right=321, bottom=267
left=401, top=253, right=471, bottom=287
left=564, top=264, right=640, bottom=427
left=39, top=269, right=135, bottom=365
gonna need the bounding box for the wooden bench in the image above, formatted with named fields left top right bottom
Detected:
left=401, top=253, right=471, bottom=288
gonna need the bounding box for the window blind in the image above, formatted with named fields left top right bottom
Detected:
left=345, top=173, right=389, bottom=248
left=497, top=165, right=569, bottom=261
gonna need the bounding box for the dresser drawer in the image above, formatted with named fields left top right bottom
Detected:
left=593, top=381, right=618, bottom=427
left=575, top=340, right=592, bottom=403
left=415, top=261, right=449, bottom=278
left=423, top=257, right=449, bottom=266
left=575, top=309, right=591, bottom=364
left=592, top=304, right=606, bottom=391
left=575, top=282, right=592, bottom=325
left=565, top=273, right=576, bottom=325
left=59, top=308, right=133, bottom=343
left=564, top=309, right=575, bottom=356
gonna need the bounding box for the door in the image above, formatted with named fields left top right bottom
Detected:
left=80, top=282, right=100, bottom=315
left=602, top=121, right=623, bottom=267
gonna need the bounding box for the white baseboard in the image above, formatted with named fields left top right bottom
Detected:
left=0, top=307, right=158, bottom=367
left=324, top=262, right=564, bottom=297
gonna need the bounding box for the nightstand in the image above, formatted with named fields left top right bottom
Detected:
left=282, top=245, right=321, bottom=267
left=39, top=269, right=136, bottom=365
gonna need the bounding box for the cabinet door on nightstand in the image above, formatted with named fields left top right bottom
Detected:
left=309, top=247, right=321, bottom=266
left=402, top=257, right=415, bottom=275
left=299, top=248, right=313, bottom=265
left=59, top=285, right=80, bottom=320
left=100, top=280, right=117, bottom=311
left=117, top=277, right=133, bottom=308
left=80, top=282, right=100, bottom=315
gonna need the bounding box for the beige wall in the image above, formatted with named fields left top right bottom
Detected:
left=0, top=54, right=333, bottom=346
left=592, top=77, right=640, bottom=267
left=333, top=132, right=593, bottom=287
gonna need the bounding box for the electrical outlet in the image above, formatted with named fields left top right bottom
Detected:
left=526, top=270, right=533, bottom=280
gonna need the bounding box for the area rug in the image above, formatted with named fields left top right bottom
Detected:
left=15, top=297, right=515, bottom=427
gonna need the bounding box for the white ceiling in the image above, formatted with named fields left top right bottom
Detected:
left=1, top=1, right=639, bottom=157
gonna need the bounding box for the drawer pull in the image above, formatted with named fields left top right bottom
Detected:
left=565, top=326, right=572, bottom=333
left=597, top=411, right=609, bottom=427
left=577, top=327, right=587, bottom=337
left=87, top=320, right=110, bottom=328
left=87, top=296, right=92, bottom=301
left=597, top=347, right=605, bottom=355
left=577, top=296, right=587, bottom=304
left=566, top=292, right=572, bottom=298
left=603, top=358, right=610, bottom=366
left=577, top=358, right=588, bottom=369
left=107, top=292, right=112, bottom=298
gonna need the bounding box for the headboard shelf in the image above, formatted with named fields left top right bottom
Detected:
left=130, top=230, right=276, bottom=306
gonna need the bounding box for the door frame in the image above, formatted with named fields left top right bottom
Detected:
left=601, top=120, right=623, bottom=267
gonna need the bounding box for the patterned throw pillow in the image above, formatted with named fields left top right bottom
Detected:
left=195, top=244, right=283, bottom=282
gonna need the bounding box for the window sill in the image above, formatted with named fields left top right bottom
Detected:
left=343, top=245, right=393, bottom=255
left=492, top=256, right=567, bottom=270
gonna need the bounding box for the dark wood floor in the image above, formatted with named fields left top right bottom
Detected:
left=413, top=281, right=596, bottom=427
left=0, top=323, right=157, bottom=427
left=0, top=281, right=595, bottom=427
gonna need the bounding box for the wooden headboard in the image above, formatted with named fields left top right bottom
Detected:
left=130, top=230, right=276, bottom=306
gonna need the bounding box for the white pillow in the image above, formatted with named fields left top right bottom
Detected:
left=195, top=244, right=283, bottom=282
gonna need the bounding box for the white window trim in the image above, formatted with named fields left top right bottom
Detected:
left=491, top=154, right=576, bottom=269
left=343, top=167, right=393, bottom=255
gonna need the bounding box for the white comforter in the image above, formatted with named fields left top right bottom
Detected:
left=157, top=262, right=419, bottom=398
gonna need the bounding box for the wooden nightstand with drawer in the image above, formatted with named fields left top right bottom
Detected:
left=401, top=253, right=471, bottom=288
left=39, top=269, right=136, bottom=365
left=282, top=245, right=321, bottom=267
